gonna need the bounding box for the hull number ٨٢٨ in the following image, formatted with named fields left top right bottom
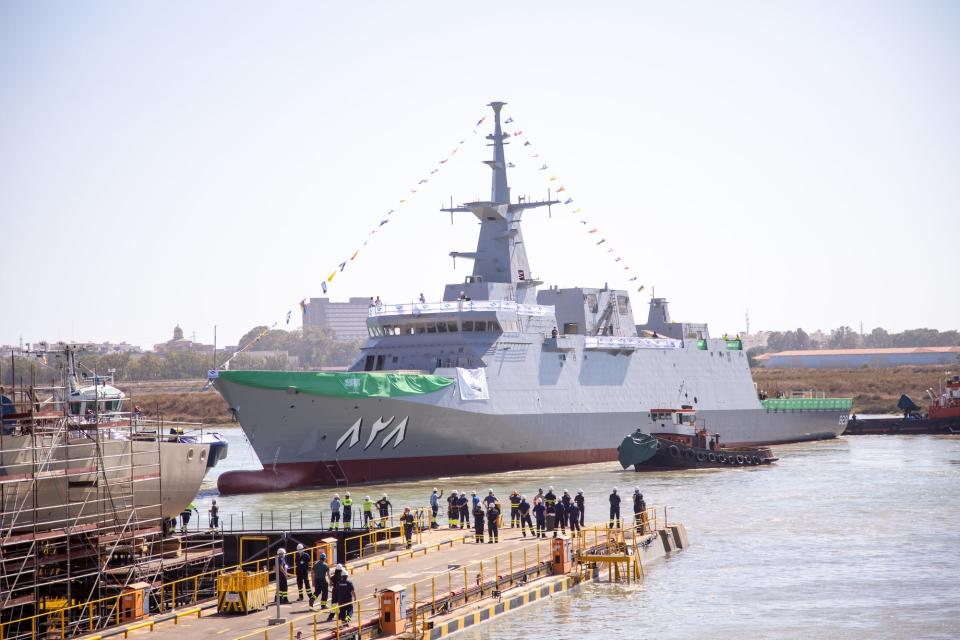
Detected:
left=336, top=416, right=408, bottom=451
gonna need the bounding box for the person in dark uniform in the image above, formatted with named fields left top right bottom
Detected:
left=326, top=564, right=344, bottom=621
left=294, top=543, right=314, bottom=604
left=486, top=501, right=501, bottom=543
left=335, top=572, right=355, bottom=622
left=276, top=548, right=290, bottom=604
left=447, top=491, right=459, bottom=528
left=472, top=501, right=486, bottom=543
left=400, top=506, right=416, bottom=548
left=209, top=499, right=219, bottom=529
left=609, top=488, right=621, bottom=528
left=575, top=490, right=585, bottom=527
left=567, top=500, right=581, bottom=536
left=483, top=489, right=498, bottom=508
left=376, top=494, right=392, bottom=527
left=508, top=491, right=521, bottom=528
left=341, top=492, right=353, bottom=530
left=554, top=496, right=566, bottom=537
left=561, top=490, right=573, bottom=531
left=518, top=495, right=533, bottom=538
left=632, top=487, right=646, bottom=532
left=633, top=489, right=647, bottom=533
left=457, top=491, right=470, bottom=529
left=312, top=552, right=329, bottom=609
left=533, top=497, right=546, bottom=538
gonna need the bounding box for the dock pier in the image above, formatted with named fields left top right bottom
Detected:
left=4, top=508, right=686, bottom=640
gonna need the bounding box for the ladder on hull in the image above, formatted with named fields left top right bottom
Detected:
left=321, top=459, right=348, bottom=486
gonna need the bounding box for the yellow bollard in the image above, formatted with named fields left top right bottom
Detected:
left=479, top=561, right=484, bottom=595
left=463, top=566, right=468, bottom=602
left=194, top=576, right=199, bottom=604
left=509, top=552, right=513, bottom=585
left=431, top=577, right=436, bottom=611
left=288, top=622, right=293, bottom=640
left=313, top=613, right=318, bottom=640
left=523, top=547, right=528, bottom=575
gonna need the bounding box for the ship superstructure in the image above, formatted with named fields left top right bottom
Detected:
left=213, top=101, right=850, bottom=493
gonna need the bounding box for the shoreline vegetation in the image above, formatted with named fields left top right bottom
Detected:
left=114, top=366, right=951, bottom=424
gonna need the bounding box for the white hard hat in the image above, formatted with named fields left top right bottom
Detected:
left=433, top=487, right=438, bottom=492
left=345, top=491, right=351, bottom=496
left=297, top=543, right=304, bottom=551
left=383, top=493, right=388, bottom=498
left=521, top=495, right=527, bottom=500
left=278, top=547, right=286, bottom=555
left=549, top=485, right=554, bottom=491
left=335, top=563, right=344, bottom=571
left=612, top=487, right=618, bottom=492
left=577, top=489, right=583, bottom=494
left=452, top=490, right=458, bottom=495
left=365, top=495, right=370, bottom=500
left=634, top=487, right=640, bottom=492
left=334, top=493, right=339, bottom=498
left=488, top=489, right=494, bottom=494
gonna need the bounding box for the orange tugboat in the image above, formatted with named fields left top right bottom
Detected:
left=845, top=374, right=960, bottom=435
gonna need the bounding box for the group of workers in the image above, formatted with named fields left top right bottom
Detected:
left=424, top=486, right=649, bottom=541
left=275, top=545, right=357, bottom=622
left=328, top=492, right=399, bottom=531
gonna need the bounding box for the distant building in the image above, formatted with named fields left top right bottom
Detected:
left=754, top=346, right=960, bottom=369
left=302, top=297, right=371, bottom=341
left=153, top=325, right=213, bottom=354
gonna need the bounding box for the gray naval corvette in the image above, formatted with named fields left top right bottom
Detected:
left=213, top=101, right=850, bottom=494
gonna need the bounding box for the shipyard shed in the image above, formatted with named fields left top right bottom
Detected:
left=754, top=346, right=960, bottom=369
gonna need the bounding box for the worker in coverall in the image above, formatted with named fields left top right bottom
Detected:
left=486, top=502, right=501, bottom=543
left=472, top=501, right=486, bottom=543
left=312, top=552, right=329, bottom=609
left=294, top=543, right=314, bottom=605
left=276, top=548, right=290, bottom=604
left=341, top=492, right=353, bottom=530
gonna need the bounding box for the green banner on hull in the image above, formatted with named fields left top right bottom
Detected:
left=761, top=398, right=852, bottom=410
left=217, top=370, right=454, bottom=398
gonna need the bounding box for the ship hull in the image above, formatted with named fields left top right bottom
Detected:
left=214, top=374, right=845, bottom=493
left=1, top=435, right=210, bottom=532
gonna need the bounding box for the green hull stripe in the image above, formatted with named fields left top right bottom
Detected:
left=218, top=370, right=453, bottom=398
left=761, top=398, right=852, bottom=410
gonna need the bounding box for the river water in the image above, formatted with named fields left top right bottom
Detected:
left=200, top=431, right=960, bottom=639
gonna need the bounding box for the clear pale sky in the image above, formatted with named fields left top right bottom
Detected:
left=1, top=1, right=957, bottom=350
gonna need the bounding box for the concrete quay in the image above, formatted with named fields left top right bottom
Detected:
left=81, top=518, right=688, bottom=640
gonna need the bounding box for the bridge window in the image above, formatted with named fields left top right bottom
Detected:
left=462, top=321, right=474, bottom=331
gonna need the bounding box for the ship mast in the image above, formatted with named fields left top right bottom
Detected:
left=442, top=101, right=558, bottom=304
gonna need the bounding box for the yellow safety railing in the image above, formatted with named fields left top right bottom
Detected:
left=0, top=539, right=335, bottom=640
left=230, top=538, right=555, bottom=640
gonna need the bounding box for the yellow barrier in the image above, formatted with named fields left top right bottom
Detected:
left=122, top=621, right=155, bottom=638
left=217, top=571, right=270, bottom=614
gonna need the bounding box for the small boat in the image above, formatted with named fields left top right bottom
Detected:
left=617, top=406, right=778, bottom=471
left=844, top=377, right=960, bottom=435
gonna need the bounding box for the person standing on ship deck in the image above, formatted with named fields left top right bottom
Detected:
left=567, top=500, right=581, bottom=536
left=209, top=499, right=219, bottom=529
left=361, top=495, right=374, bottom=528
left=575, top=490, right=585, bottom=527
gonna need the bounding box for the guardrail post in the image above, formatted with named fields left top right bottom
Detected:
left=463, top=566, right=468, bottom=602
left=194, top=576, right=198, bottom=604
left=431, top=577, right=436, bottom=612
left=479, top=561, right=484, bottom=596
left=509, top=552, right=513, bottom=585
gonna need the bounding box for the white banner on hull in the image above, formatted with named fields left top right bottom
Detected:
left=457, top=367, right=490, bottom=401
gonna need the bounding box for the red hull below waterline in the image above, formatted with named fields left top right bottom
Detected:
left=216, top=448, right=619, bottom=494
